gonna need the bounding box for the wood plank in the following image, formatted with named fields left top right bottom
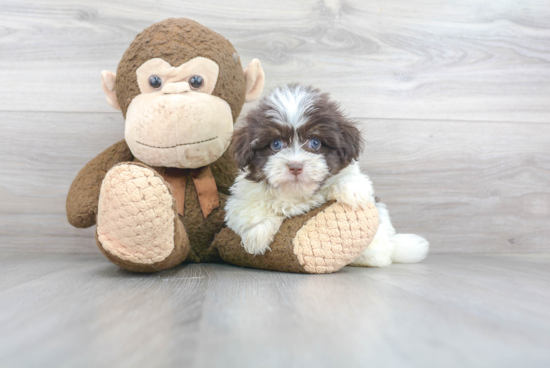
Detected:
left=0, top=111, right=124, bottom=253
left=0, top=253, right=548, bottom=367
left=195, top=254, right=550, bottom=368
left=0, top=0, right=549, bottom=122
left=0, top=111, right=548, bottom=253
left=361, top=118, right=550, bottom=253
left=0, top=253, right=208, bottom=368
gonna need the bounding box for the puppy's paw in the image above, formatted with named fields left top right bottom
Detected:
left=329, top=181, right=374, bottom=210
left=241, top=218, right=283, bottom=256
left=242, top=229, right=272, bottom=255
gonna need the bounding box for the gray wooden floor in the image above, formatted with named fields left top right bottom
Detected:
left=0, top=253, right=548, bottom=368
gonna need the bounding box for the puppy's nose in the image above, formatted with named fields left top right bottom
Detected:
left=163, top=82, right=190, bottom=94
left=288, top=163, right=303, bottom=176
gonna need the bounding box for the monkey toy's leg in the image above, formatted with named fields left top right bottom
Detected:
left=213, top=202, right=379, bottom=274
left=95, top=163, right=190, bottom=272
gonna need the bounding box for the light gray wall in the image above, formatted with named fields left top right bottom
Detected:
left=1, top=0, right=549, bottom=253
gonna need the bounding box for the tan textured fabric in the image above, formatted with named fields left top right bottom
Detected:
left=97, top=164, right=176, bottom=264
left=95, top=217, right=189, bottom=273
left=293, top=202, right=379, bottom=274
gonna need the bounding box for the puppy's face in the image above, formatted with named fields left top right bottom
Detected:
left=233, top=84, right=364, bottom=197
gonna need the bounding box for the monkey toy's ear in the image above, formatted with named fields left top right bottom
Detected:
left=243, top=59, right=265, bottom=103
left=101, top=70, right=121, bottom=111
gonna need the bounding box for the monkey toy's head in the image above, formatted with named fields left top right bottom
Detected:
left=100, top=18, right=265, bottom=169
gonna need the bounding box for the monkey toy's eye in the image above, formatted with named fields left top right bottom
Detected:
left=271, top=139, right=283, bottom=151
left=308, top=138, right=321, bottom=150
left=149, top=75, right=163, bottom=89
left=189, top=75, right=204, bottom=90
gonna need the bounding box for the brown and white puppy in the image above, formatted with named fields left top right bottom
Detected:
left=225, top=84, right=429, bottom=266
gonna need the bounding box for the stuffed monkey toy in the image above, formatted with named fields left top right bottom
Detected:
left=66, top=18, right=379, bottom=273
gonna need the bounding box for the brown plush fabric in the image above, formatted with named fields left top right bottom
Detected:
left=66, top=140, right=133, bottom=228
left=214, top=202, right=336, bottom=273
left=115, top=18, right=246, bottom=122
left=209, top=148, right=239, bottom=195
left=180, top=174, right=226, bottom=263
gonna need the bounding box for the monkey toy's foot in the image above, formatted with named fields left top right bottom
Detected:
left=96, top=163, right=190, bottom=272
left=214, top=201, right=379, bottom=274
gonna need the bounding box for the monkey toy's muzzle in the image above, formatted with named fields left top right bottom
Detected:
left=124, top=89, right=234, bottom=169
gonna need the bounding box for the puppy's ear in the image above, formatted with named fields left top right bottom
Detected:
left=339, top=119, right=364, bottom=162
left=232, top=126, right=254, bottom=170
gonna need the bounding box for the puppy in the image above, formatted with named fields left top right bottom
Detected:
left=225, top=84, right=429, bottom=267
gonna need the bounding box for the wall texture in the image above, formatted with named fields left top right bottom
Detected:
left=0, top=0, right=549, bottom=253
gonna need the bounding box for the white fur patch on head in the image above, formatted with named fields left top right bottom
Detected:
left=264, top=84, right=320, bottom=128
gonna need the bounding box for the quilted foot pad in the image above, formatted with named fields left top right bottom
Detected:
left=97, top=164, right=177, bottom=265
left=293, top=202, right=379, bottom=274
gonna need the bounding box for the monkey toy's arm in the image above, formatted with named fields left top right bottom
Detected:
left=66, top=140, right=134, bottom=228
left=213, top=201, right=379, bottom=274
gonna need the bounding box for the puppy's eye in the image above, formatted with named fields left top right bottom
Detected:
left=271, top=139, right=283, bottom=151
left=149, top=75, right=163, bottom=89
left=308, top=138, right=321, bottom=150
left=189, top=75, right=204, bottom=90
